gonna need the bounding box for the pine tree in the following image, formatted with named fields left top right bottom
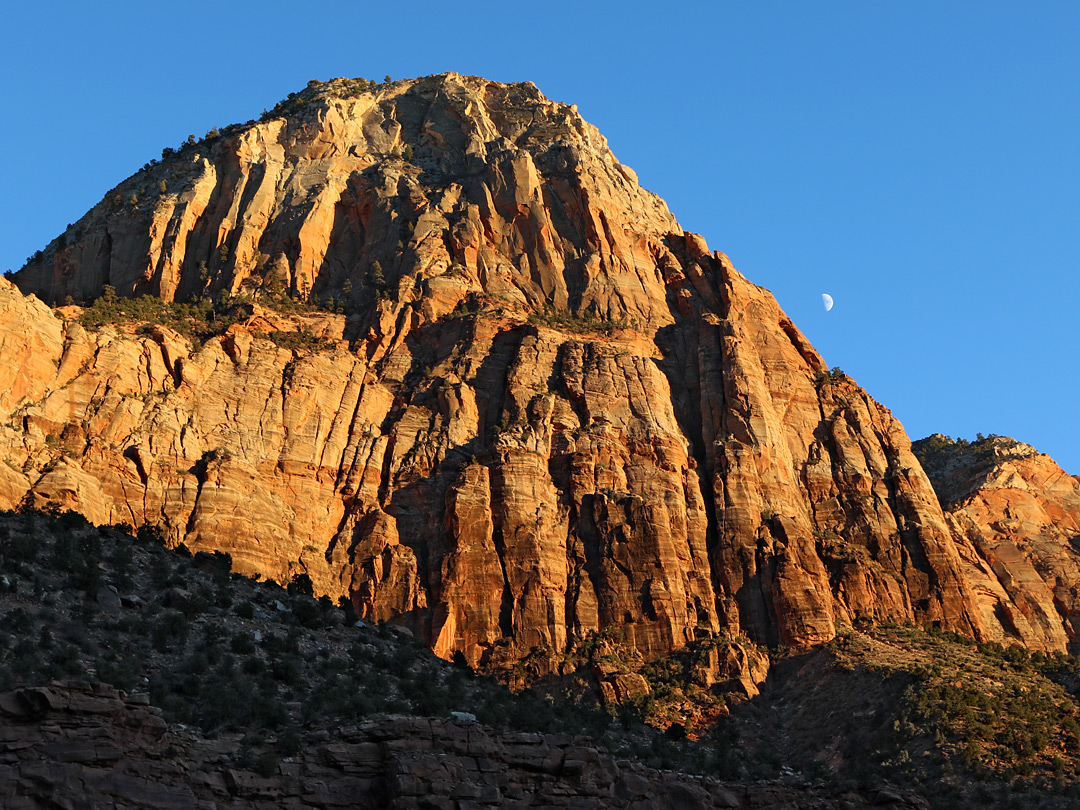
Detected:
left=369, top=261, right=386, bottom=297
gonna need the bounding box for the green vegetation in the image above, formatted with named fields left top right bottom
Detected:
left=913, top=433, right=1022, bottom=468
left=798, top=625, right=1080, bottom=805
left=260, top=77, right=379, bottom=122
left=368, top=260, right=387, bottom=299
left=912, top=433, right=1029, bottom=508
left=78, top=285, right=236, bottom=342
left=527, top=305, right=631, bottom=335
left=265, top=327, right=325, bottom=352
left=897, top=630, right=1080, bottom=782
left=0, top=507, right=755, bottom=780
left=76, top=284, right=341, bottom=353
left=6, top=507, right=1080, bottom=806
left=813, top=365, right=847, bottom=389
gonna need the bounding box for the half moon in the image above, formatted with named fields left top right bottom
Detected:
left=822, top=293, right=834, bottom=312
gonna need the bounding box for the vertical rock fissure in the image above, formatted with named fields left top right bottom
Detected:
left=100, top=230, right=113, bottom=293
left=487, top=459, right=516, bottom=641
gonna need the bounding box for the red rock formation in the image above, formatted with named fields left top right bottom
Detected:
left=1, top=73, right=1029, bottom=672
left=915, top=434, right=1080, bottom=653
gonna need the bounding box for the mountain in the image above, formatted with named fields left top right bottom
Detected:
left=913, top=434, right=1080, bottom=652
left=4, top=73, right=1079, bottom=683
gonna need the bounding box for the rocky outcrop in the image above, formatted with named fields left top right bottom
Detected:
left=16, top=75, right=677, bottom=326
left=0, top=73, right=1033, bottom=672
left=0, top=680, right=928, bottom=809
left=915, top=434, right=1080, bottom=653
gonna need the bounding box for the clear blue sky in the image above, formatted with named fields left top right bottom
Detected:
left=2, top=2, right=1077, bottom=473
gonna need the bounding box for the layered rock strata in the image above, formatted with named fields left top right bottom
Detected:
left=915, top=435, right=1080, bottom=652
left=3, top=73, right=1067, bottom=670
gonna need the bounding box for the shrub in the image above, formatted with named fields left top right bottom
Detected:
left=526, top=307, right=629, bottom=335
left=270, top=656, right=302, bottom=686
left=151, top=611, right=190, bottom=652
left=108, top=543, right=135, bottom=590
left=5, top=607, right=33, bottom=634
left=287, top=573, right=314, bottom=597
left=267, top=328, right=324, bottom=352
left=1, top=531, right=37, bottom=565
left=136, top=523, right=167, bottom=546
left=254, top=751, right=279, bottom=777
left=813, top=366, right=846, bottom=390
left=276, top=726, right=302, bottom=756
left=291, top=598, right=324, bottom=630
left=150, top=555, right=173, bottom=588
left=96, top=655, right=142, bottom=691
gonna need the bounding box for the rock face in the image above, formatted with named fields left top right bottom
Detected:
left=0, top=681, right=928, bottom=810
left=0, top=72, right=1047, bottom=672
left=914, top=434, right=1080, bottom=653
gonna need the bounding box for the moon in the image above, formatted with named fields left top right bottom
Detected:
left=822, top=293, right=834, bottom=312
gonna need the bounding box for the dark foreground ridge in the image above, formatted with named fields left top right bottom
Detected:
left=3, top=510, right=1080, bottom=808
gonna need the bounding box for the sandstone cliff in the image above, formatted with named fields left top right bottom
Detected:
left=4, top=72, right=1069, bottom=671
left=914, top=434, right=1080, bottom=652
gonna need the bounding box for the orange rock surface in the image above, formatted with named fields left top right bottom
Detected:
left=915, top=435, right=1080, bottom=652
left=5, top=74, right=1072, bottom=672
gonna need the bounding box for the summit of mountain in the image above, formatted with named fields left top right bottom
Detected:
left=14, top=72, right=677, bottom=328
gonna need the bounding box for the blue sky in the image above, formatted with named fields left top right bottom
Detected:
left=2, top=2, right=1077, bottom=473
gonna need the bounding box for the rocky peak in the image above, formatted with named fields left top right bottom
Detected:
left=914, top=433, right=1080, bottom=652
left=14, top=72, right=678, bottom=333
left=3, top=73, right=1079, bottom=678
left=913, top=433, right=1040, bottom=509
